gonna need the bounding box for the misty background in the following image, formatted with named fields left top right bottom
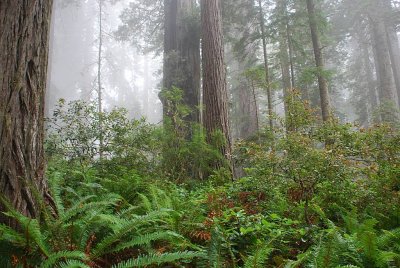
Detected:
left=46, top=0, right=400, bottom=131
left=46, top=0, right=162, bottom=123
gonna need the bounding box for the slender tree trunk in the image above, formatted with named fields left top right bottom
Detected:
left=162, top=0, right=200, bottom=126
left=201, top=0, right=232, bottom=170
left=287, top=22, right=296, bottom=89
left=0, top=0, right=55, bottom=227
left=250, top=80, right=260, bottom=133
left=277, top=0, right=292, bottom=131
left=306, top=0, right=331, bottom=122
left=257, top=0, right=274, bottom=131
left=97, top=0, right=104, bottom=160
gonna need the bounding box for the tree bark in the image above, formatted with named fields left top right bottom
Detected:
left=201, top=0, right=232, bottom=170
left=0, top=0, right=55, bottom=227
left=369, top=0, right=398, bottom=120
left=257, top=0, right=274, bottom=131
left=98, top=0, right=104, bottom=160
left=383, top=0, right=400, bottom=107
left=162, top=0, right=201, bottom=125
left=361, top=37, right=379, bottom=123
left=306, top=0, right=331, bottom=122
left=277, top=0, right=293, bottom=131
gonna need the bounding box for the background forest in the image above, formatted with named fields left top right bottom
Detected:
left=0, top=0, right=399, bottom=267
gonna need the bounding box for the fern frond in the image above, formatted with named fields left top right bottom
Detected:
left=48, top=171, right=65, bottom=213
left=39, top=251, right=87, bottom=268
left=244, top=245, right=274, bottom=268
left=91, top=210, right=172, bottom=257
left=62, top=194, right=121, bottom=222
left=376, top=250, right=400, bottom=267
left=137, top=193, right=152, bottom=212
left=110, top=231, right=183, bottom=254
left=3, top=212, right=50, bottom=257
left=58, top=259, right=90, bottom=268
left=0, top=224, right=26, bottom=246
left=111, top=251, right=205, bottom=268
left=284, top=251, right=312, bottom=268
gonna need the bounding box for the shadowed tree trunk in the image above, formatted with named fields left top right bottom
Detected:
left=369, top=0, right=398, bottom=121
left=383, top=0, right=400, bottom=107
left=201, top=0, right=232, bottom=171
left=257, top=0, right=274, bottom=131
left=306, top=0, right=331, bottom=122
left=361, top=36, right=379, bottom=122
left=277, top=0, right=293, bottom=131
left=0, top=0, right=55, bottom=227
left=98, top=0, right=104, bottom=160
left=162, top=0, right=201, bottom=126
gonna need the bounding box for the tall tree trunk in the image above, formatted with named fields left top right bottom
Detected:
left=257, top=0, right=274, bottom=131
left=306, top=0, right=331, bottom=122
left=386, top=28, right=400, bottom=107
left=201, top=0, right=232, bottom=170
left=162, top=0, right=200, bottom=126
left=361, top=38, right=379, bottom=123
left=229, top=49, right=258, bottom=140
left=369, top=0, right=398, bottom=121
left=45, top=1, right=56, bottom=119
left=287, top=22, right=296, bottom=89
left=277, top=0, right=292, bottom=131
left=97, top=0, right=104, bottom=160
left=0, top=0, right=55, bottom=227
left=383, top=0, right=400, bottom=107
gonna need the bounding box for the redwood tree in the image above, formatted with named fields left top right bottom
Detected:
left=201, top=0, right=232, bottom=169
left=306, top=0, right=331, bottom=122
left=163, top=0, right=201, bottom=125
left=0, top=0, right=55, bottom=226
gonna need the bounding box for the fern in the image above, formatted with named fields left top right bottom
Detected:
left=244, top=244, right=274, bottom=268
left=110, top=231, right=183, bottom=254
left=0, top=223, right=26, bottom=246
left=111, top=251, right=205, bottom=268
left=39, top=251, right=87, bottom=268
left=3, top=211, right=50, bottom=257
left=91, top=209, right=172, bottom=257
left=58, top=259, right=90, bottom=268
left=61, top=194, right=121, bottom=222
left=47, top=171, right=66, bottom=214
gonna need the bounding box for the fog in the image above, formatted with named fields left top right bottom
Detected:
left=47, top=0, right=162, bottom=123
left=46, top=0, right=400, bottom=130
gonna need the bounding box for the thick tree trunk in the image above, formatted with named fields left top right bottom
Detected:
left=162, top=0, right=200, bottom=125
left=383, top=0, right=400, bottom=107
left=386, top=28, right=400, bottom=107
left=201, top=0, right=232, bottom=170
left=361, top=38, right=379, bottom=123
left=0, top=0, right=55, bottom=227
left=229, top=51, right=258, bottom=140
left=306, top=0, right=331, bottom=122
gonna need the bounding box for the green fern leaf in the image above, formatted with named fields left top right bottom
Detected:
left=58, top=259, right=90, bottom=268
left=40, top=251, right=87, bottom=268
left=111, top=251, right=205, bottom=268
left=110, top=231, right=183, bottom=254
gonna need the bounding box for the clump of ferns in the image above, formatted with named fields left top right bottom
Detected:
left=0, top=176, right=205, bottom=267
left=286, top=209, right=400, bottom=268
